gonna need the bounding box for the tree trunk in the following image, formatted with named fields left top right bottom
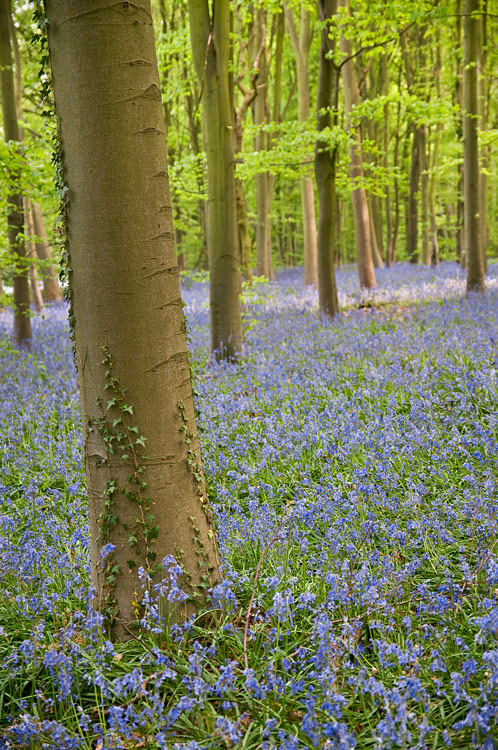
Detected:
left=339, top=0, right=376, bottom=289
left=31, top=202, right=63, bottom=302
left=0, top=0, right=32, bottom=348
left=25, top=200, right=44, bottom=313
left=252, top=9, right=273, bottom=280
left=479, top=0, right=488, bottom=273
left=285, top=5, right=318, bottom=285
left=463, top=0, right=484, bottom=292
left=429, top=38, right=442, bottom=267
left=45, top=0, right=219, bottom=638
left=235, top=177, right=253, bottom=282
left=314, top=0, right=339, bottom=317
left=420, top=125, right=430, bottom=265
left=406, top=125, right=423, bottom=263
left=369, top=195, right=384, bottom=268
left=455, top=0, right=465, bottom=267
left=188, top=0, right=243, bottom=357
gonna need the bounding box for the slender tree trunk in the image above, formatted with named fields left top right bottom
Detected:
left=285, top=5, right=318, bottom=285
left=0, top=0, right=32, bottom=348
left=407, top=125, right=421, bottom=263
left=31, top=202, right=63, bottom=302
left=235, top=177, right=253, bottom=282
left=339, top=0, right=376, bottom=289
left=429, top=39, right=442, bottom=267
left=454, top=0, right=465, bottom=267
left=479, top=0, right=488, bottom=273
left=314, top=0, right=339, bottom=317
left=369, top=197, right=384, bottom=268
left=252, top=9, right=273, bottom=280
left=188, top=0, right=242, bottom=357
left=25, top=200, right=44, bottom=313
left=463, top=0, right=484, bottom=292
left=420, top=125, right=430, bottom=265
left=45, top=0, right=219, bottom=638
left=384, top=98, right=392, bottom=267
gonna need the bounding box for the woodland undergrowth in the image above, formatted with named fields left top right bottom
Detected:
left=0, top=262, right=498, bottom=749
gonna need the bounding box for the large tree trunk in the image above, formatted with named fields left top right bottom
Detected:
left=189, top=0, right=242, bottom=356
left=314, top=0, right=339, bottom=317
left=339, top=0, right=376, bottom=289
left=463, top=0, right=484, bottom=292
left=0, top=0, right=32, bottom=348
left=285, top=5, right=318, bottom=285
left=45, top=0, right=219, bottom=639
left=31, top=202, right=63, bottom=302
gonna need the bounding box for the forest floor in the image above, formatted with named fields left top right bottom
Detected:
left=1, top=261, right=498, bottom=749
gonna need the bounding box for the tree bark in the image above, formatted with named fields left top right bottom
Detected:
left=314, top=0, right=339, bottom=317
left=338, top=0, right=376, bottom=289
left=25, top=200, right=44, bottom=313
left=479, top=0, right=488, bottom=273
left=463, top=0, right=484, bottom=292
left=0, top=0, right=32, bottom=348
left=45, top=0, right=219, bottom=638
left=252, top=9, right=273, bottom=280
left=188, top=0, right=243, bottom=357
left=455, top=0, right=465, bottom=267
left=420, top=125, right=430, bottom=265
left=285, top=4, right=318, bottom=285
left=31, top=202, right=63, bottom=302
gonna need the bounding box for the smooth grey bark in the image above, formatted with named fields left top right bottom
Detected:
left=285, top=4, right=318, bottom=285
left=45, top=0, right=219, bottom=638
left=314, top=0, right=339, bottom=317
left=188, top=0, right=243, bottom=357
left=463, top=0, right=484, bottom=292
left=25, top=200, right=44, bottom=313
left=0, top=0, right=32, bottom=347
left=338, top=0, right=376, bottom=289
left=31, top=202, right=63, bottom=302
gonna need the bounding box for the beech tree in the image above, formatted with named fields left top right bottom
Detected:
left=44, top=0, right=219, bottom=638
left=463, top=0, right=485, bottom=292
left=314, top=0, right=339, bottom=316
left=285, top=2, right=319, bottom=286
left=0, top=0, right=32, bottom=347
left=188, top=0, right=243, bottom=358
left=338, top=0, right=376, bottom=289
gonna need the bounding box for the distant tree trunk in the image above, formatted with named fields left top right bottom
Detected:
left=363, top=55, right=385, bottom=268
left=384, top=97, right=392, bottom=267
left=400, top=27, right=428, bottom=265
left=464, top=0, right=484, bottom=292
left=455, top=0, right=465, bottom=267
left=45, top=0, right=219, bottom=639
left=339, top=0, right=376, bottom=289
left=31, top=202, right=63, bottom=302
left=25, top=200, right=44, bottom=313
left=314, top=0, right=339, bottom=317
left=0, top=0, right=31, bottom=348
left=429, top=39, right=442, bottom=267
left=285, top=4, right=318, bottom=285
left=235, top=176, right=253, bottom=283
left=188, top=0, right=243, bottom=357
left=252, top=9, right=274, bottom=280
left=369, top=200, right=385, bottom=268
left=420, top=125, right=430, bottom=265
left=479, top=0, right=488, bottom=273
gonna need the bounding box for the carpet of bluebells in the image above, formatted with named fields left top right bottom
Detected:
left=1, top=262, right=498, bottom=749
